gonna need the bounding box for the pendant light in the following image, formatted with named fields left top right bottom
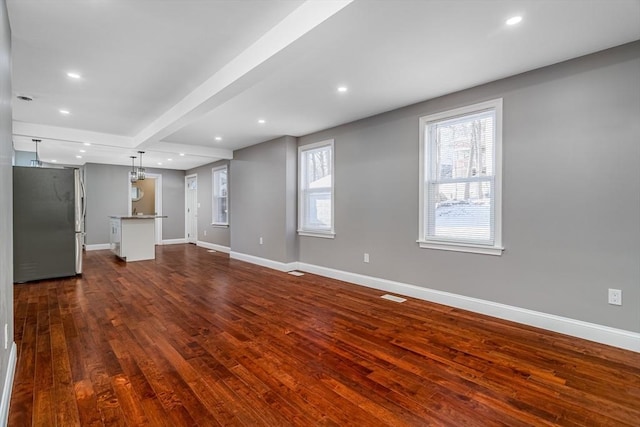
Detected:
left=129, top=156, right=138, bottom=183
left=30, top=139, right=43, bottom=167
left=137, top=151, right=146, bottom=180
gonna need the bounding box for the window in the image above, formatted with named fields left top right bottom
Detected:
left=298, top=140, right=334, bottom=237
left=419, top=99, right=503, bottom=255
left=212, top=165, right=228, bottom=226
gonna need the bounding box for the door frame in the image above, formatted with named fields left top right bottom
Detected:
left=127, top=172, right=163, bottom=244
left=185, top=173, right=198, bottom=244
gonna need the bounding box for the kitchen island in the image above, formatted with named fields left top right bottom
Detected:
left=109, top=215, right=166, bottom=261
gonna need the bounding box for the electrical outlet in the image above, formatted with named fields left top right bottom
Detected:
left=364, top=253, right=370, bottom=263
left=259, top=237, right=263, bottom=245
left=608, top=289, right=622, bottom=306
left=4, top=323, right=7, bottom=350
left=203, top=230, right=207, bottom=236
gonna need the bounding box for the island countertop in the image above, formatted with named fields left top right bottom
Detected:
left=109, top=215, right=167, bottom=219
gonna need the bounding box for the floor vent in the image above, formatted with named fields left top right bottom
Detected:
left=288, top=271, right=305, bottom=276
left=381, top=294, right=406, bottom=303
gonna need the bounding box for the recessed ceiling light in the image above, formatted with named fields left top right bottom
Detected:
left=83, top=142, right=91, bottom=146
left=214, top=136, right=222, bottom=141
left=157, top=162, right=163, bottom=165
left=75, top=155, right=82, bottom=159
left=51, top=160, right=57, bottom=163
left=167, top=158, right=173, bottom=161
left=506, top=16, right=522, bottom=26
left=59, top=109, right=70, bottom=115
left=337, top=86, right=348, bottom=93
left=79, top=149, right=86, bottom=153
left=66, top=72, right=81, bottom=79
left=258, top=119, right=266, bottom=124
left=179, top=153, right=185, bottom=156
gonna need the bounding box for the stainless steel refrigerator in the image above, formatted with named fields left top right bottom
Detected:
left=13, top=166, right=85, bottom=283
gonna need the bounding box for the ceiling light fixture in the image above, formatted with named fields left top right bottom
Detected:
left=157, top=162, right=163, bottom=166
left=67, top=72, right=81, bottom=79
left=137, top=151, right=146, bottom=180
left=59, top=109, right=70, bottom=115
left=79, top=149, right=86, bottom=153
left=30, top=139, right=42, bottom=167
left=337, top=86, right=348, bottom=93
left=51, top=160, right=57, bottom=163
left=214, top=136, right=222, bottom=141
left=83, top=142, right=91, bottom=146
left=179, top=153, right=185, bottom=156
left=168, top=158, right=173, bottom=161
left=506, top=16, right=522, bottom=26
left=258, top=119, right=266, bottom=124
left=76, top=155, right=82, bottom=159
left=129, top=156, right=138, bottom=183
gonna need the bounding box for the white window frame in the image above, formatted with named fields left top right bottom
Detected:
left=418, top=98, right=503, bottom=256
left=212, top=165, right=229, bottom=226
left=298, top=139, right=335, bottom=238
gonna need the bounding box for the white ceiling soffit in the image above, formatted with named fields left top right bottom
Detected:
left=8, top=0, right=640, bottom=169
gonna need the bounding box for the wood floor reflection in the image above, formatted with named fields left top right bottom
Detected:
left=9, top=244, right=640, bottom=426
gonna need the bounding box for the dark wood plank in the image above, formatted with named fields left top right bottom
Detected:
left=9, top=244, right=640, bottom=426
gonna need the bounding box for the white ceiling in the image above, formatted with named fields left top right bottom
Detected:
left=9, top=0, right=640, bottom=170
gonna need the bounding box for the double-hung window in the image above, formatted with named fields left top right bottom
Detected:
left=298, top=140, right=334, bottom=238
left=419, top=99, right=503, bottom=255
left=212, top=165, right=228, bottom=226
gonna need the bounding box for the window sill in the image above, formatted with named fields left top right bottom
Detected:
left=211, top=224, right=229, bottom=228
left=417, top=240, right=503, bottom=256
left=298, top=230, right=335, bottom=239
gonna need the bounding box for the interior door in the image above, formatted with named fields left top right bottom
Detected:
left=185, top=175, right=198, bottom=243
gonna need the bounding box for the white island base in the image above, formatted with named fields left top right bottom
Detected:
left=109, top=216, right=160, bottom=262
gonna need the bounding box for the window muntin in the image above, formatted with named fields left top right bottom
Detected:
left=419, top=99, right=503, bottom=255
left=212, top=165, right=228, bottom=226
left=298, top=140, right=334, bottom=237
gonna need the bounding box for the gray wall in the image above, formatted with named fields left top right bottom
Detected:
left=0, top=0, right=12, bottom=417
left=186, top=160, right=231, bottom=247
left=230, top=136, right=297, bottom=263
left=84, top=163, right=185, bottom=244
left=298, top=41, right=640, bottom=332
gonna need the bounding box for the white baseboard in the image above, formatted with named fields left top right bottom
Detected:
left=196, top=241, right=230, bottom=253
left=85, top=243, right=110, bottom=251
left=230, top=251, right=297, bottom=272
left=295, top=262, right=640, bottom=353
left=161, top=238, right=187, bottom=245
left=1, top=342, right=17, bottom=426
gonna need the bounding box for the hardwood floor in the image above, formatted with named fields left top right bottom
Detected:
left=9, top=244, right=640, bottom=426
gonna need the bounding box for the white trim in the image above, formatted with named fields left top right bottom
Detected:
left=1, top=343, right=17, bottom=426
left=294, top=262, right=640, bottom=353
left=185, top=174, right=198, bottom=244
left=161, top=238, right=187, bottom=245
left=297, top=231, right=335, bottom=239
left=212, top=165, right=229, bottom=226
left=85, top=243, right=111, bottom=251
left=230, top=251, right=297, bottom=272
left=418, top=98, right=503, bottom=255
left=417, top=240, right=504, bottom=256
left=196, top=241, right=230, bottom=253
left=298, top=139, right=335, bottom=236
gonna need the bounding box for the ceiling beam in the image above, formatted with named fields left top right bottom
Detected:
left=133, top=0, right=353, bottom=148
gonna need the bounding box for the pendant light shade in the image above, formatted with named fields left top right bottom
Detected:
left=129, top=156, right=138, bottom=183
left=137, top=151, right=146, bottom=180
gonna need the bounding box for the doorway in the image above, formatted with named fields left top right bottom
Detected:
left=128, top=172, right=163, bottom=244
left=185, top=174, right=197, bottom=243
